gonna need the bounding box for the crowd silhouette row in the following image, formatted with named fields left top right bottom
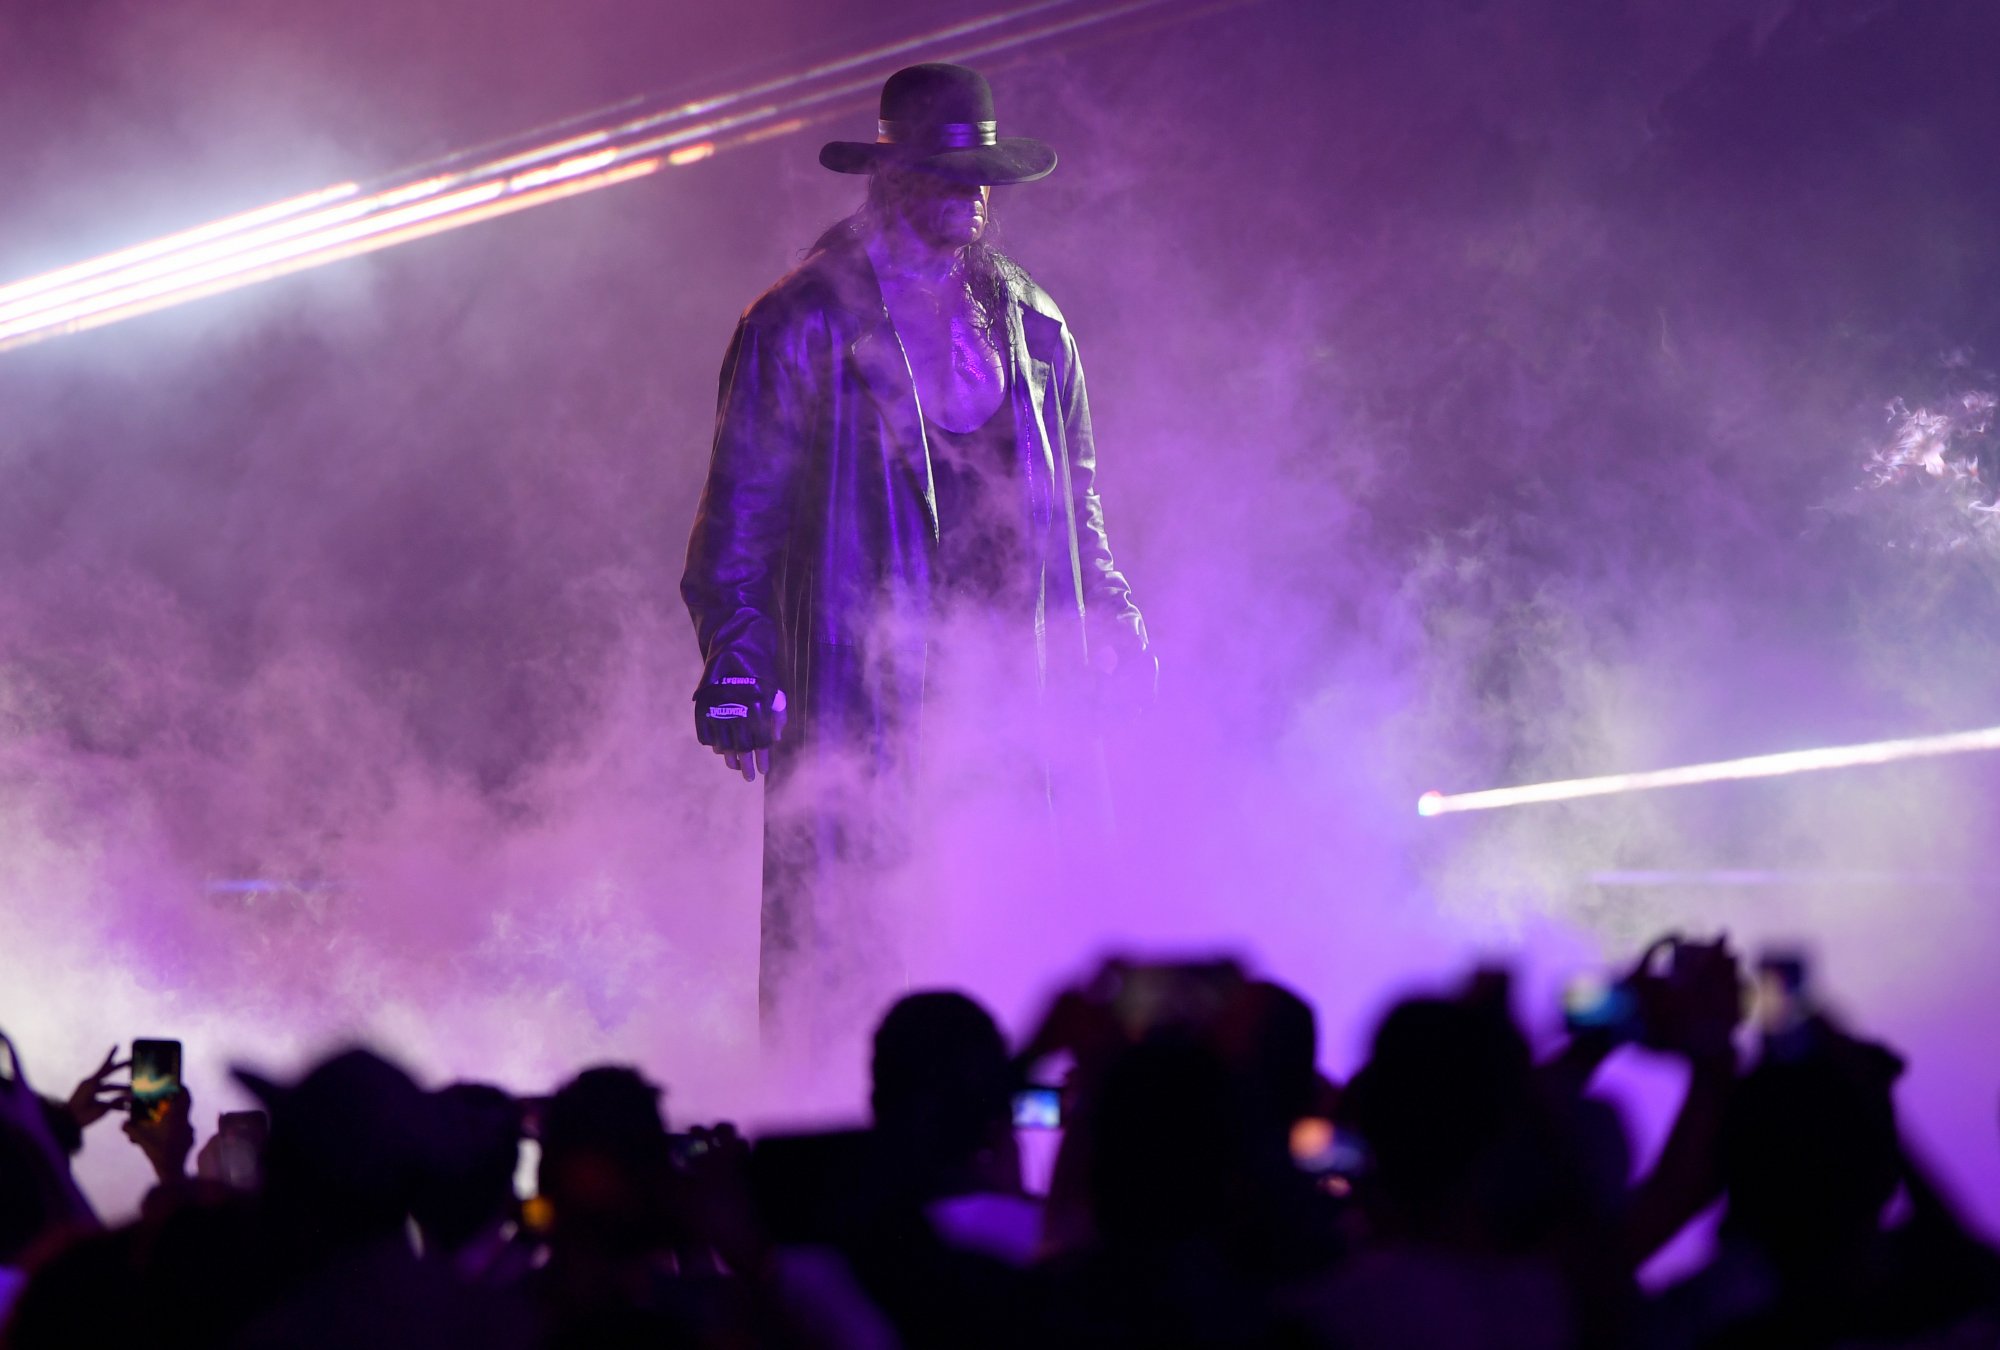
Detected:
left=4, top=935, right=1998, bottom=1348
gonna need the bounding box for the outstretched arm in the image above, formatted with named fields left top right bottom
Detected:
left=1621, top=939, right=1742, bottom=1266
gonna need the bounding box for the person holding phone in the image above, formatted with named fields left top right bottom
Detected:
left=122, top=1039, right=197, bottom=1189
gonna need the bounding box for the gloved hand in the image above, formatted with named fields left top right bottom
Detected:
left=695, top=674, right=788, bottom=782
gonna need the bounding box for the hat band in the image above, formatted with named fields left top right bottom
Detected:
left=876, top=119, right=998, bottom=150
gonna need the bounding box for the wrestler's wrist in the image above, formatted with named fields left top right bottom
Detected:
left=693, top=673, right=788, bottom=750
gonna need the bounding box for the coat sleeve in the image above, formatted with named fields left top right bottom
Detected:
left=1058, top=327, right=1150, bottom=659
left=681, top=312, right=810, bottom=689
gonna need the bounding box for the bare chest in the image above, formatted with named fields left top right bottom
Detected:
left=879, top=279, right=1007, bottom=433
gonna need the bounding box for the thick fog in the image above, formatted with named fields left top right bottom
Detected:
left=3, top=0, right=1998, bottom=1247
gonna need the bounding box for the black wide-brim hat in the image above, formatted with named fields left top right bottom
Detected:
left=820, top=62, right=1056, bottom=185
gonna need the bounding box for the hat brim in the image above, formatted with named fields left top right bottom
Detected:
left=818, top=137, right=1056, bottom=185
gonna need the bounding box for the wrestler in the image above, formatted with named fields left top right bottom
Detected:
left=682, top=62, right=1151, bottom=1040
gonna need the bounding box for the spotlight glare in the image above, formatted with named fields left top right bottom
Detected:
left=5, top=156, right=668, bottom=347
left=0, top=182, right=361, bottom=310
left=1417, top=723, right=2000, bottom=817
left=0, top=0, right=1257, bottom=353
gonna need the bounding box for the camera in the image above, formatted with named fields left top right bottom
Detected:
left=1090, top=957, right=1246, bottom=1041
left=1561, top=935, right=1725, bottom=1046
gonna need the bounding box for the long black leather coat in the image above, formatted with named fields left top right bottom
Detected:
left=682, top=223, right=1148, bottom=762
left=683, top=223, right=1149, bottom=1026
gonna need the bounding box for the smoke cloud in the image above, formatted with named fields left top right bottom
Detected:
left=2, top=0, right=1998, bottom=1247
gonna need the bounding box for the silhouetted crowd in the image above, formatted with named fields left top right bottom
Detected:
left=4, top=937, right=1999, bottom=1348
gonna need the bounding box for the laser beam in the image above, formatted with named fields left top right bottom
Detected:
left=1586, top=869, right=1999, bottom=889
left=0, top=0, right=1086, bottom=330
left=0, top=0, right=1246, bottom=354
left=1416, top=723, right=2000, bottom=817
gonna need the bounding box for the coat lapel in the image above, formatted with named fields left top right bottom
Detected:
left=1004, top=287, right=1045, bottom=468
left=1004, top=281, right=1059, bottom=550
left=850, top=307, right=940, bottom=545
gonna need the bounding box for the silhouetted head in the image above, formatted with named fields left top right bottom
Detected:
left=1722, top=1029, right=1904, bottom=1261
left=1342, top=992, right=1535, bottom=1238
left=237, top=1046, right=436, bottom=1249
left=413, top=1082, right=521, bottom=1254
left=1234, top=980, right=1322, bottom=1127
left=870, top=990, right=1014, bottom=1193
left=537, top=1065, right=670, bottom=1254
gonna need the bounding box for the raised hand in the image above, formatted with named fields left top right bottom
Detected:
left=1640, top=935, right=1744, bottom=1065
left=123, top=1085, right=196, bottom=1184
left=66, top=1044, right=132, bottom=1130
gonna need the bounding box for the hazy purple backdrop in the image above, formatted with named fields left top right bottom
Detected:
left=3, top=0, right=1998, bottom=1251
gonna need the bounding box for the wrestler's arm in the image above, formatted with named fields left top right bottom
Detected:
left=1057, top=327, right=1151, bottom=672
left=681, top=311, right=807, bottom=776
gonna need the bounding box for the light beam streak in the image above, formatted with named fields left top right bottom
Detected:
left=0, top=0, right=1246, bottom=353
left=0, top=183, right=363, bottom=310
left=1416, top=724, right=2000, bottom=817
left=1586, top=869, right=1999, bottom=888
left=15, top=159, right=669, bottom=347
left=0, top=0, right=1083, bottom=327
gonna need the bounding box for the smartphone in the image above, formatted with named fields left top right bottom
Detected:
left=1011, top=1086, right=1062, bottom=1130
left=211, top=1110, right=268, bottom=1189
left=129, top=1038, right=182, bottom=1125
left=513, top=1137, right=542, bottom=1203
left=1102, top=959, right=1245, bottom=1039
left=667, top=1131, right=715, bottom=1168
left=1753, top=952, right=1810, bottom=1033
left=1562, top=973, right=1639, bottom=1041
